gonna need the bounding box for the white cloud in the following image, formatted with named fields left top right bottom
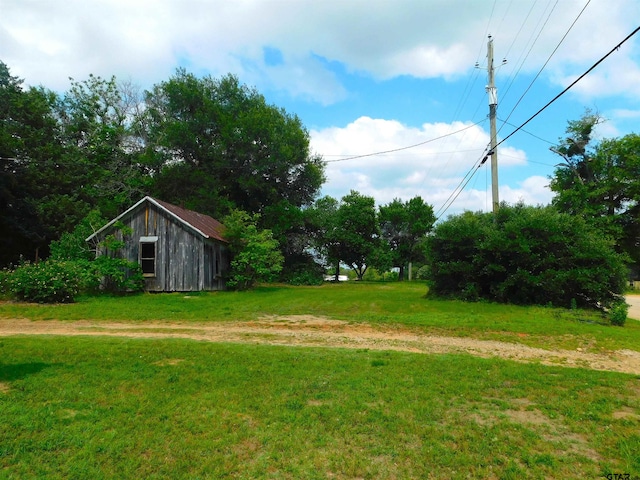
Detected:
left=3, top=0, right=638, bottom=103
left=311, top=116, right=535, bottom=214
left=501, top=176, right=553, bottom=207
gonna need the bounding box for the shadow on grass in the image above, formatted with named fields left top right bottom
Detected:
left=0, top=362, right=51, bottom=382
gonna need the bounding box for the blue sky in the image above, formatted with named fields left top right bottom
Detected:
left=2, top=0, right=640, bottom=217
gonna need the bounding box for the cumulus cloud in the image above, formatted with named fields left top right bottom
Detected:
left=311, top=116, right=535, bottom=214
left=3, top=0, right=638, bottom=103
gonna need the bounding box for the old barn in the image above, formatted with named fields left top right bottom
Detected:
left=86, top=196, right=229, bottom=292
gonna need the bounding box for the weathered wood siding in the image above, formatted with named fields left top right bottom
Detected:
left=97, top=202, right=228, bottom=292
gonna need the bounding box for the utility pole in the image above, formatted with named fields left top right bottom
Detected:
left=486, top=35, right=499, bottom=213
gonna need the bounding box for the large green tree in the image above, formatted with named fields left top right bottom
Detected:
left=378, top=196, right=435, bottom=280
left=0, top=61, right=63, bottom=264
left=307, top=195, right=341, bottom=279
left=56, top=74, right=148, bottom=219
left=143, top=70, right=324, bottom=223
left=549, top=111, right=640, bottom=269
left=335, top=191, right=380, bottom=281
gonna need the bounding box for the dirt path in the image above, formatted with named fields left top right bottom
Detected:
left=626, top=294, right=640, bottom=320
left=1, top=316, right=639, bottom=375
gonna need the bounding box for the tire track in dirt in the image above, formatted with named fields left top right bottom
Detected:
left=0, top=316, right=639, bottom=375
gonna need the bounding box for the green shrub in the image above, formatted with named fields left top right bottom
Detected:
left=9, top=260, right=86, bottom=303
left=286, top=268, right=324, bottom=286
left=224, top=210, right=284, bottom=290
left=362, top=268, right=382, bottom=281
left=608, top=301, right=628, bottom=326
left=49, top=210, right=107, bottom=261
left=427, top=203, right=628, bottom=311
left=0, top=268, right=12, bottom=297
left=281, top=255, right=325, bottom=286
left=88, top=256, right=145, bottom=293
left=416, top=265, right=430, bottom=280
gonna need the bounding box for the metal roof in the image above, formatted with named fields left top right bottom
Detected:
left=151, top=197, right=227, bottom=242
left=86, top=196, right=227, bottom=243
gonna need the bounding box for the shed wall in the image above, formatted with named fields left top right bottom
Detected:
left=97, top=202, right=227, bottom=292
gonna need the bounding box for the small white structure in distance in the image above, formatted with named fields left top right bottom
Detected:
left=323, top=275, right=349, bottom=282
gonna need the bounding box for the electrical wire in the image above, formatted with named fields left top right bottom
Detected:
left=496, top=24, right=640, bottom=149
left=501, top=0, right=537, bottom=66
left=497, top=116, right=555, bottom=145
left=434, top=148, right=490, bottom=219
left=322, top=119, right=485, bottom=163
left=434, top=23, right=640, bottom=220
left=499, top=0, right=591, bottom=134
left=499, top=0, right=559, bottom=110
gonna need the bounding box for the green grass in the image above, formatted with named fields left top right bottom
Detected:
left=2, top=281, right=640, bottom=352
left=1, top=336, right=639, bottom=479
left=1, top=282, right=639, bottom=478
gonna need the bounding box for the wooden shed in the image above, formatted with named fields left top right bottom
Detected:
left=86, top=196, right=229, bottom=292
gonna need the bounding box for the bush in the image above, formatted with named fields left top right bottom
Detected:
left=49, top=210, right=107, bottom=261
left=224, top=210, right=284, bottom=290
left=9, top=260, right=86, bottom=303
left=87, top=256, right=145, bottom=293
left=0, top=268, right=12, bottom=297
left=416, top=265, right=430, bottom=280
left=609, top=301, right=628, bottom=326
left=426, top=204, right=629, bottom=311
left=286, top=269, right=324, bottom=286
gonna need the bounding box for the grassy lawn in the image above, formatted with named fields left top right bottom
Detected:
left=1, top=282, right=639, bottom=478
left=2, top=281, right=640, bottom=352
left=1, top=336, right=638, bottom=479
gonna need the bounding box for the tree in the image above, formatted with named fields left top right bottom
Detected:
left=426, top=203, right=628, bottom=314
left=307, top=195, right=341, bottom=279
left=379, top=196, right=435, bottom=280
left=550, top=111, right=640, bottom=269
left=335, top=191, right=379, bottom=281
left=0, top=61, right=64, bottom=265
left=56, top=74, right=148, bottom=219
left=143, top=70, right=325, bottom=223
left=223, top=210, right=284, bottom=290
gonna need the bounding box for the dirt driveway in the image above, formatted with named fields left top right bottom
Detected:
left=626, top=295, right=640, bottom=320
left=1, top=315, right=638, bottom=375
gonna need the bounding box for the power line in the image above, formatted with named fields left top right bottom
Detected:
left=499, top=0, right=590, bottom=135
left=496, top=24, right=640, bottom=149
left=503, top=0, right=558, bottom=108
left=497, top=117, right=555, bottom=145
left=434, top=24, right=640, bottom=220
left=322, top=120, right=485, bottom=163
left=434, top=148, right=490, bottom=220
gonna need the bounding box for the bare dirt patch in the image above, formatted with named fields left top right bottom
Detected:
left=0, top=316, right=639, bottom=375
left=612, top=407, right=640, bottom=420
left=152, top=358, right=185, bottom=367
left=470, top=397, right=601, bottom=462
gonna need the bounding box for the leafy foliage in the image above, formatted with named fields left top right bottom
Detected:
left=608, top=301, right=628, bottom=326
left=49, top=210, right=107, bottom=261
left=87, top=256, right=145, bottom=294
left=144, top=70, right=324, bottom=222
left=550, top=111, right=640, bottom=271
left=427, top=204, right=628, bottom=312
left=223, top=210, right=284, bottom=290
left=8, top=260, right=86, bottom=303
left=334, top=191, right=380, bottom=280
left=379, top=196, right=435, bottom=280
